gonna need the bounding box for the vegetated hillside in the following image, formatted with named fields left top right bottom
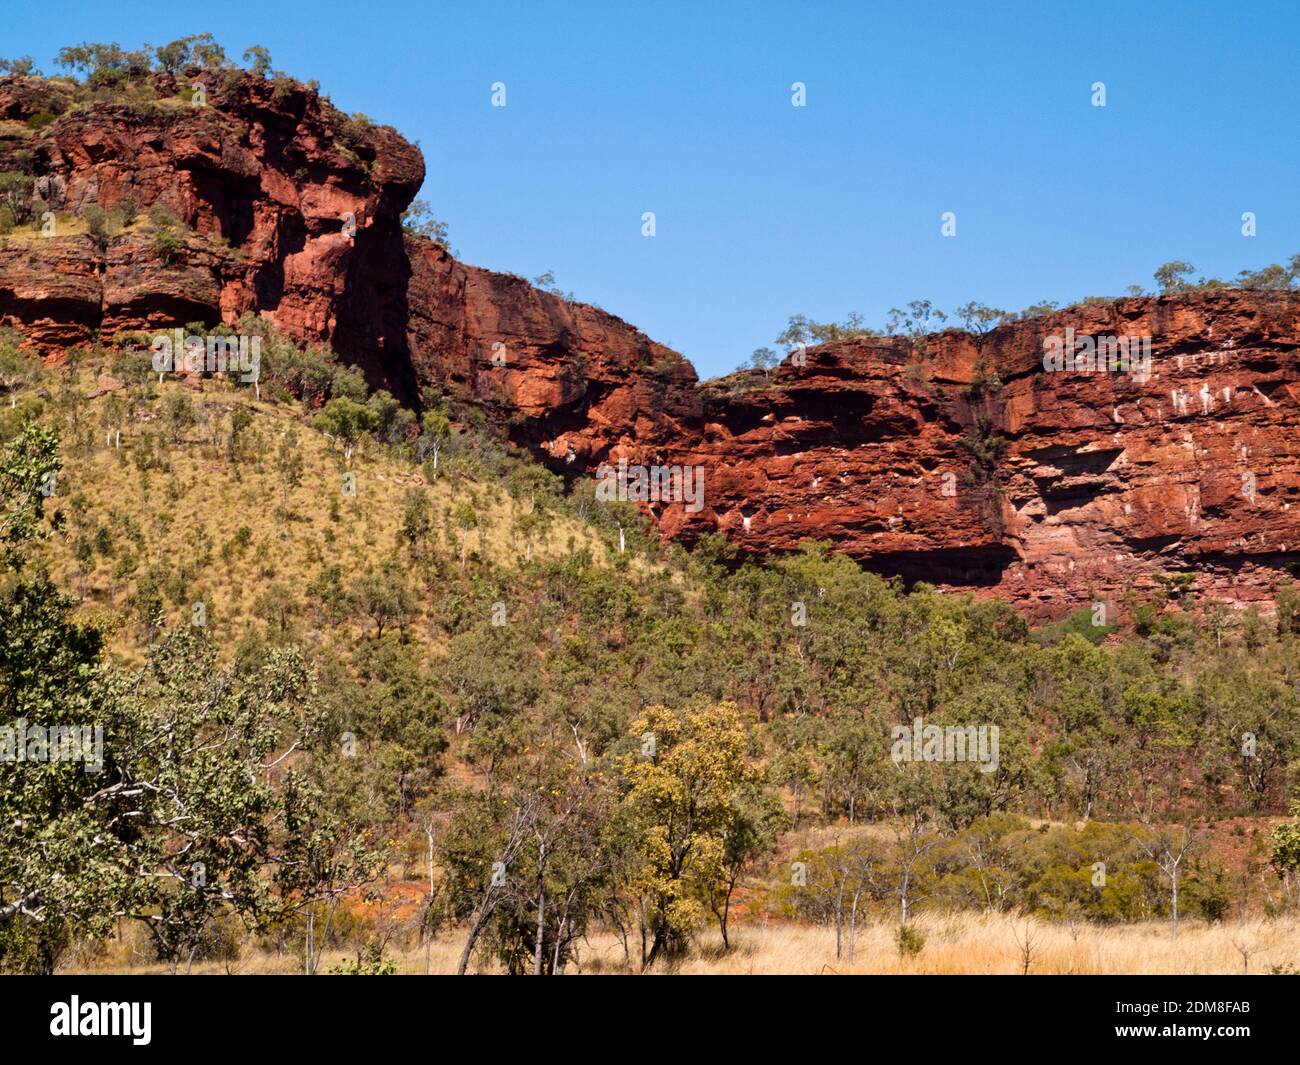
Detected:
left=4, top=314, right=1300, bottom=974
left=23, top=350, right=618, bottom=667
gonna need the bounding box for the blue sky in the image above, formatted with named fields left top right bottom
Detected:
left=8, top=1, right=1300, bottom=377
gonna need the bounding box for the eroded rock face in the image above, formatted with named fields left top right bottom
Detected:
left=404, top=238, right=700, bottom=457
left=0, top=71, right=422, bottom=398
left=4, top=72, right=1299, bottom=616
left=413, top=250, right=1300, bottom=615
left=983, top=293, right=1300, bottom=616
left=547, top=291, right=1300, bottom=619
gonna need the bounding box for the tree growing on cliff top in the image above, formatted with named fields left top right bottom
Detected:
left=152, top=34, right=228, bottom=73
left=51, top=36, right=254, bottom=80
left=774, top=313, right=880, bottom=352
left=742, top=347, right=780, bottom=374
left=1236, top=254, right=1300, bottom=291
left=955, top=301, right=1009, bottom=335
left=885, top=301, right=948, bottom=354
left=55, top=43, right=152, bottom=83
left=401, top=199, right=450, bottom=249
left=0, top=57, right=39, bottom=77
left=1153, top=260, right=1197, bottom=294
left=242, top=45, right=273, bottom=78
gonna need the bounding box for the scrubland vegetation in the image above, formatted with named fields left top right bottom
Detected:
left=732, top=256, right=1300, bottom=377
left=4, top=316, right=1300, bottom=975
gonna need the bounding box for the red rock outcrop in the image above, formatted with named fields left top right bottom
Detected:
left=404, top=238, right=700, bottom=454
left=0, top=70, right=422, bottom=398
left=4, top=71, right=1299, bottom=617
left=640, top=292, right=1300, bottom=618
left=410, top=249, right=1300, bottom=616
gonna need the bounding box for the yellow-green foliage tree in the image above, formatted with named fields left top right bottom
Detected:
left=622, top=701, right=757, bottom=968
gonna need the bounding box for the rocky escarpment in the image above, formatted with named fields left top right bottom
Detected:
left=403, top=238, right=700, bottom=451
left=4, top=71, right=1299, bottom=617
left=643, top=292, right=1300, bottom=618
left=404, top=248, right=1300, bottom=616
left=0, top=70, right=423, bottom=399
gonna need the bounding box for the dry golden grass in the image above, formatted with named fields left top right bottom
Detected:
left=33, top=372, right=612, bottom=659
left=68, top=912, right=1300, bottom=976
left=561, top=915, right=1300, bottom=976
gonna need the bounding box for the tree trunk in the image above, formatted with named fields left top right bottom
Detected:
left=644, top=928, right=666, bottom=970
left=305, top=904, right=314, bottom=975
left=456, top=900, right=494, bottom=975
left=1170, top=869, right=1179, bottom=940
left=719, top=881, right=734, bottom=951
left=848, top=890, right=861, bottom=963
left=533, top=846, right=547, bottom=977
left=424, top=827, right=435, bottom=975
left=638, top=900, right=648, bottom=970
left=834, top=883, right=845, bottom=959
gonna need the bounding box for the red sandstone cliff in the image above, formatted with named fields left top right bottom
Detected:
left=0, top=70, right=422, bottom=398
left=3, top=71, right=1298, bottom=617
left=656, top=294, right=1300, bottom=617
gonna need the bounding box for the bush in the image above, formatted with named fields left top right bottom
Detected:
left=115, top=194, right=138, bottom=227
left=1033, top=607, right=1116, bottom=647
left=336, top=112, right=373, bottom=156
left=1183, top=869, right=1231, bottom=923
left=330, top=942, right=397, bottom=975
left=148, top=204, right=181, bottom=228
left=145, top=204, right=187, bottom=262
left=81, top=203, right=112, bottom=250
left=107, top=350, right=152, bottom=385
left=895, top=925, right=925, bottom=958
left=154, top=228, right=182, bottom=263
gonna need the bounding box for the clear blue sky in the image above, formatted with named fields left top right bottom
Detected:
left=9, top=1, right=1300, bottom=378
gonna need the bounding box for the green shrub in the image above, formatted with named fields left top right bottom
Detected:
left=895, top=925, right=925, bottom=958
left=1183, top=868, right=1231, bottom=923
left=330, top=942, right=397, bottom=975
left=81, top=203, right=112, bottom=250
left=148, top=204, right=181, bottom=228
left=1033, top=607, right=1117, bottom=647
left=154, top=227, right=183, bottom=263
left=336, top=112, right=373, bottom=156
left=115, top=194, right=138, bottom=227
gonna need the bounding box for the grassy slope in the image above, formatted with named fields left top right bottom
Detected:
left=7, top=359, right=1299, bottom=975
left=26, top=367, right=612, bottom=663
